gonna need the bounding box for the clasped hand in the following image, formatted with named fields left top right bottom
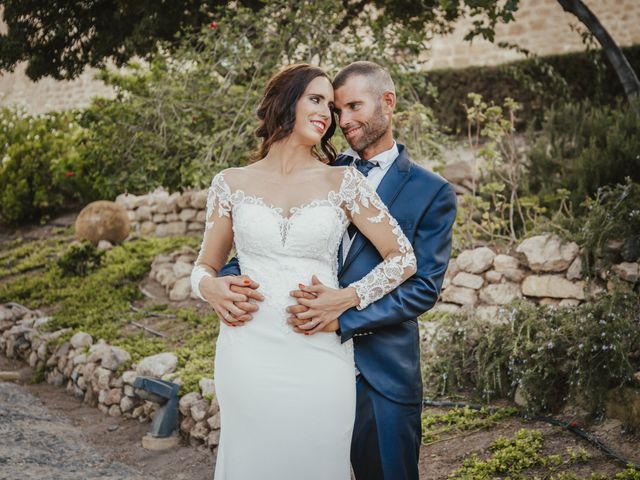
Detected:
left=201, top=274, right=357, bottom=335
left=286, top=275, right=358, bottom=335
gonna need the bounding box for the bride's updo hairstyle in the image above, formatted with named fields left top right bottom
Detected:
left=254, top=64, right=337, bottom=163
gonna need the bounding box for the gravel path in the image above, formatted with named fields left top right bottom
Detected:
left=0, top=381, right=144, bottom=480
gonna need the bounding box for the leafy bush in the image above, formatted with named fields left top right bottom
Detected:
left=0, top=107, right=88, bottom=224
left=527, top=100, right=640, bottom=211
left=57, top=241, right=104, bottom=276
left=422, top=291, right=640, bottom=417
left=77, top=0, right=431, bottom=198
left=406, top=44, right=640, bottom=133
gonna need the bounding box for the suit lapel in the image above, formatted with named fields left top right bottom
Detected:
left=339, top=145, right=412, bottom=276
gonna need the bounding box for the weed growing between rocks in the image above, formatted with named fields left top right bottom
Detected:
left=422, top=291, right=640, bottom=416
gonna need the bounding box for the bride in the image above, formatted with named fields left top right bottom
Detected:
left=190, top=64, right=416, bottom=479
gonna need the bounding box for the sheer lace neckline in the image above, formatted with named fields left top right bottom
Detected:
left=219, top=169, right=349, bottom=221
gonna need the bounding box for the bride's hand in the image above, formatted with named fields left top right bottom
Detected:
left=201, top=275, right=263, bottom=327
left=287, top=275, right=359, bottom=335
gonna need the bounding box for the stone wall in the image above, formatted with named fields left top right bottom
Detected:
left=425, top=0, right=640, bottom=69
left=0, top=305, right=221, bottom=451
left=436, top=234, right=638, bottom=319
left=115, top=188, right=208, bottom=237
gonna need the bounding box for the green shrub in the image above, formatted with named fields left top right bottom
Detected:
left=422, top=291, right=640, bottom=417
left=0, top=107, right=89, bottom=224
left=57, top=241, right=104, bottom=276
left=406, top=44, right=640, bottom=133
left=527, top=101, right=640, bottom=211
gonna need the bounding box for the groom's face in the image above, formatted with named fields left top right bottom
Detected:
left=334, top=75, right=391, bottom=155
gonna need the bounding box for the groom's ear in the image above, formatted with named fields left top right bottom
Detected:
left=381, top=91, right=396, bottom=111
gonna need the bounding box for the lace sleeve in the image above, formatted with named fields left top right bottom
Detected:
left=190, top=172, right=234, bottom=301
left=340, top=167, right=417, bottom=310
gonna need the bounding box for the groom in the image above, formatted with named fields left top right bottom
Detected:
left=218, top=61, right=456, bottom=479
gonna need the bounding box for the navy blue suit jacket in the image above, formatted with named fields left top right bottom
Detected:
left=219, top=144, right=457, bottom=405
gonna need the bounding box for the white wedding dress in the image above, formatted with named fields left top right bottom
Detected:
left=190, top=166, right=416, bottom=480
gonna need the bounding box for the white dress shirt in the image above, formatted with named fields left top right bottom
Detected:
left=340, top=141, right=399, bottom=262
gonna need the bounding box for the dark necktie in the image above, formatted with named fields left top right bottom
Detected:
left=347, top=159, right=378, bottom=239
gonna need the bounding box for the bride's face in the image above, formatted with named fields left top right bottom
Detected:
left=291, top=76, right=334, bottom=146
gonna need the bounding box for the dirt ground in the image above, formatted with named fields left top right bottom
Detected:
left=3, top=353, right=639, bottom=480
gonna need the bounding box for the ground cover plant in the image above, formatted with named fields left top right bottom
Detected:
left=0, top=231, right=219, bottom=394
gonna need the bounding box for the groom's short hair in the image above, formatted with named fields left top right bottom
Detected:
left=333, top=61, right=395, bottom=99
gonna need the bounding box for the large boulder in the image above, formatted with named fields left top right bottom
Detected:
left=516, top=235, right=579, bottom=272
left=75, top=201, right=130, bottom=245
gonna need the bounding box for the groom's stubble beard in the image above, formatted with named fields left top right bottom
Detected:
left=345, top=102, right=390, bottom=156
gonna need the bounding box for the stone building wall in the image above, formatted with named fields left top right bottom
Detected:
left=2, top=0, right=640, bottom=114
left=425, top=0, right=640, bottom=69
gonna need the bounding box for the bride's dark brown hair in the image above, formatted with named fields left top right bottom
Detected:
left=254, top=64, right=337, bottom=163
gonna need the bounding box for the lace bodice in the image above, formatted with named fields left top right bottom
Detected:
left=191, top=166, right=416, bottom=313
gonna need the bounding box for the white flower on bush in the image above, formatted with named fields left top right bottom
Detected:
left=2, top=155, right=10, bottom=167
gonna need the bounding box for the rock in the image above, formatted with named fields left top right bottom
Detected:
left=566, top=256, right=583, bottom=280
left=173, top=261, right=194, bottom=279
left=522, top=275, right=585, bottom=300
left=156, top=221, right=187, bottom=237
left=191, top=399, right=210, bottom=422
left=485, top=270, right=503, bottom=284
left=441, top=286, right=478, bottom=306
left=188, top=222, right=204, bottom=231
left=452, top=272, right=484, bottom=290
left=180, top=416, right=196, bottom=433
left=137, top=352, right=177, bottom=379
left=455, top=247, right=495, bottom=274
left=207, top=412, right=221, bottom=430
left=165, top=213, right=179, bottom=222
left=108, top=405, right=122, bottom=417
left=72, top=353, right=87, bottom=366
left=132, top=405, right=145, bottom=419
left=516, top=235, right=579, bottom=272
left=120, top=396, right=135, bottom=413
left=207, top=429, right=221, bottom=448
left=190, top=421, right=209, bottom=440
left=152, top=213, right=166, bottom=223
left=140, top=221, right=156, bottom=235
left=191, top=191, right=208, bottom=210
left=93, top=367, right=112, bottom=390
left=612, top=262, right=639, bottom=283
left=70, top=332, right=93, bottom=349
left=479, top=283, right=521, bottom=305
left=75, top=201, right=131, bottom=246
left=440, top=160, right=477, bottom=185
left=105, top=388, right=123, bottom=406
left=97, top=240, right=113, bottom=250
left=0, top=305, right=14, bottom=322
left=195, top=210, right=207, bottom=222
left=124, top=385, right=135, bottom=397
left=179, top=392, right=202, bottom=416
left=156, top=192, right=181, bottom=214
left=199, top=378, right=216, bottom=399
left=493, top=254, right=520, bottom=271
left=169, top=278, right=192, bottom=301
left=99, top=346, right=131, bottom=371
left=179, top=209, right=197, bottom=222
left=122, top=370, right=137, bottom=385
left=178, top=191, right=193, bottom=209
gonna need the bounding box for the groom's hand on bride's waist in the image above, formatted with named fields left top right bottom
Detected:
left=201, top=275, right=264, bottom=327
left=286, top=275, right=358, bottom=335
